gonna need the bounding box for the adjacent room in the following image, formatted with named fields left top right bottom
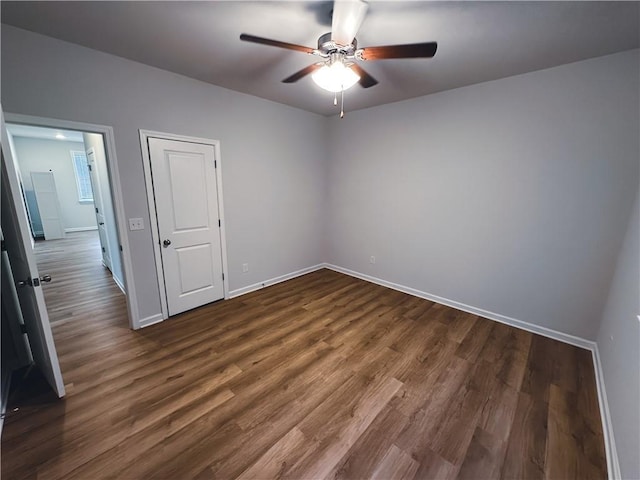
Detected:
left=1, top=1, right=638, bottom=479
left=4, top=123, right=127, bottom=317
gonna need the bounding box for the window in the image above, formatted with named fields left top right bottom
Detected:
left=70, top=151, right=93, bottom=202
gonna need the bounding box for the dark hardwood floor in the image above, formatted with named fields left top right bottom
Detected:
left=30, top=231, right=127, bottom=327
left=2, top=232, right=606, bottom=479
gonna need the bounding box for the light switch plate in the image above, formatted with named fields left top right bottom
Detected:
left=129, top=217, right=144, bottom=231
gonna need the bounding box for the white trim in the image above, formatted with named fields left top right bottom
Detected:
left=138, top=314, right=164, bottom=329
left=229, top=264, right=325, bottom=298
left=214, top=142, right=230, bottom=300
left=64, top=226, right=98, bottom=233
left=113, top=274, right=126, bottom=295
left=139, top=132, right=168, bottom=318
left=324, top=263, right=594, bottom=350
left=138, top=129, right=229, bottom=320
left=592, top=345, right=621, bottom=480
left=323, top=263, right=621, bottom=479
left=6, top=113, right=139, bottom=330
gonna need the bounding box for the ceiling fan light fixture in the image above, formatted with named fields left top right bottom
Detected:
left=311, top=61, right=360, bottom=93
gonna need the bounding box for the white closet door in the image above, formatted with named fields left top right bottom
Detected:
left=31, top=171, right=64, bottom=240
left=148, top=138, right=224, bottom=316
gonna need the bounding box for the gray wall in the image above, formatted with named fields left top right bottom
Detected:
left=83, top=132, right=124, bottom=287
left=2, top=25, right=327, bottom=322
left=12, top=136, right=97, bottom=232
left=597, top=190, right=640, bottom=480
left=326, top=49, right=639, bottom=340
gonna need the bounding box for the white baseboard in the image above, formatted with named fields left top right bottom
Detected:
left=136, top=265, right=325, bottom=329
left=137, top=313, right=164, bottom=329
left=323, top=263, right=619, bottom=479
left=324, top=263, right=594, bottom=350
left=64, top=226, right=98, bottom=233
left=228, top=264, right=325, bottom=299
left=113, top=274, right=126, bottom=295
left=592, top=346, right=621, bottom=480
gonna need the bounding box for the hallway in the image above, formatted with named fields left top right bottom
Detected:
left=33, top=231, right=130, bottom=379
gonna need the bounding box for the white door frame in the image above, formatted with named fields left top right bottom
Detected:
left=139, top=130, right=229, bottom=320
left=5, top=113, right=139, bottom=329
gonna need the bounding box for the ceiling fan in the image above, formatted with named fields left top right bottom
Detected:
left=240, top=0, right=437, bottom=116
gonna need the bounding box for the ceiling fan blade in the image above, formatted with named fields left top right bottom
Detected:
left=359, top=42, right=438, bottom=60
left=282, top=64, right=323, bottom=83
left=331, top=0, right=369, bottom=46
left=240, top=33, right=315, bottom=54
left=350, top=64, right=378, bottom=88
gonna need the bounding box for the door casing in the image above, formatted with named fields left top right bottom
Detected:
left=139, top=130, right=229, bottom=321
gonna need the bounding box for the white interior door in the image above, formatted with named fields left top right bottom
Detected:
left=148, top=137, right=224, bottom=316
left=86, top=148, right=112, bottom=270
left=31, top=171, right=64, bottom=240
left=1, top=121, right=65, bottom=397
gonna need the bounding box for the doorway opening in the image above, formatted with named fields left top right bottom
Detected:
left=6, top=124, right=127, bottom=314
left=1, top=114, right=137, bottom=405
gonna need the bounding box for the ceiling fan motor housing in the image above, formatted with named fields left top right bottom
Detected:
left=317, top=32, right=357, bottom=58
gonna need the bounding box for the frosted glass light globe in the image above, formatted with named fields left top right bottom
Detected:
left=312, top=62, right=360, bottom=93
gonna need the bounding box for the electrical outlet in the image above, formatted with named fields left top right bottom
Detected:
left=370, top=256, right=376, bottom=264
left=242, top=263, right=249, bottom=273
left=128, top=218, right=144, bottom=231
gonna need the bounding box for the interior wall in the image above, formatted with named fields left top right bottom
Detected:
left=326, top=49, right=639, bottom=340
left=11, top=136, right=97, bottom=233
left=1, top=25, right=327, bottom=322
left=1, top=27, right=636, bottom=340
left=596, top=190, right=639, bottom=480
left=82, top=132, right=124, bottom=287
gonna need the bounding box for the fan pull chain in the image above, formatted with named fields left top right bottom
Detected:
left=334, top=92, right=337, bottom=106
left=340, top=89, right=345, bottom=118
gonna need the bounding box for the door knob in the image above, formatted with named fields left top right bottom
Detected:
left=99, top=222, right=105, bottom=225
left=163, top=239, right=172, bottom=248
left=40, top=275, right=52, bottom=283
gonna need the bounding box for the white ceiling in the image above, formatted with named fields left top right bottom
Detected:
left=6, top=124, right=85, bottom=143
left=2, top=1, right=638, bottom=116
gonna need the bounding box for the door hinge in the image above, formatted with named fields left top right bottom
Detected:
left=222, top=272, right=225, bottom=281
left=119, top=245, right=123, bottom=252
left=218, top=219, right=221, bottom=228
left=101, top=247, right=106, bottom=253
left=1, top=240, right=6, bottom=252
left=214, top=160, right=217, bottom=169
left=95, top=207, right=99, bottom=214
left=88, top=164, right=92, bottom=172
left=20, top=323, right=28, bottom=335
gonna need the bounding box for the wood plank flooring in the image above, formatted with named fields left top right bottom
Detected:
left=2, top=233, right=606, bottom=479
left=31, top=230, right=127, bottom=326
